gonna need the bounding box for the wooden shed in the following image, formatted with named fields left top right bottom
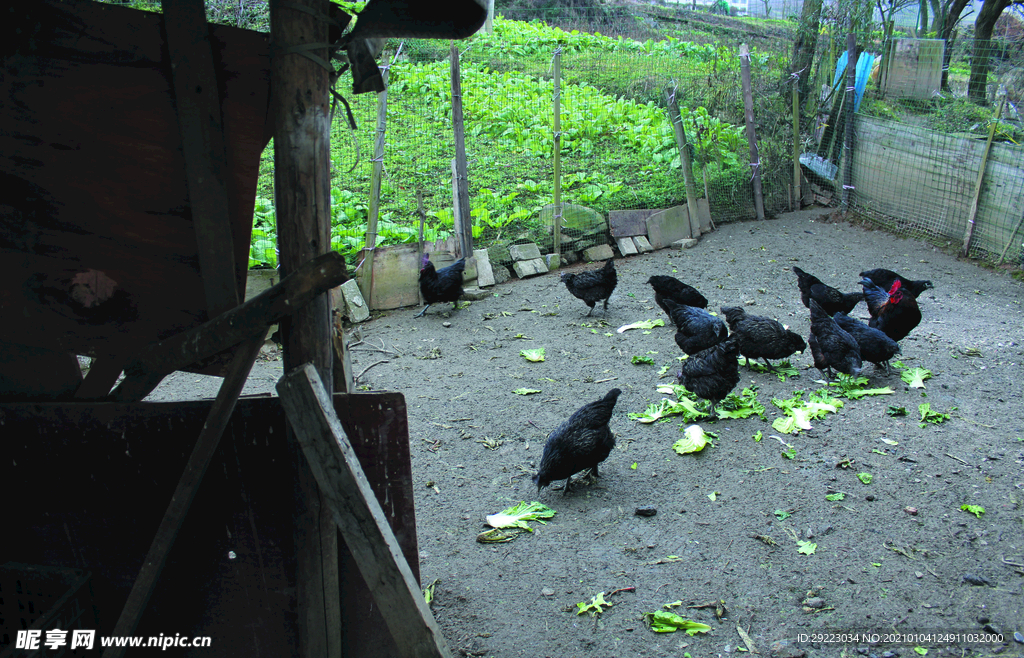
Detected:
left=1, top=0, right=485, bottom=656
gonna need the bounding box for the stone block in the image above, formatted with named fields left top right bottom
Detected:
left=632, top=235, right=654, bottom=253
left=493, top=265, right=512, bottom=284
left=473, top=249, right=495, bottom=287
left=608, top=209, right=657, bottom=237
left=560, top=250, right=579, bottom=265
left=615, top=236, right=638, bottom=256
left=646, top=205, right=692, bottom=249
left=697, top=198, right=713, bottom=233
left=545, top=253, right=561, bottom=270
left=582, top=244, right=615, bottom=262
left=509, top=242, right=542, bottom=261
left=340, top=279, right=370, bottom=323
left=673, top=238, right=699, bottom=250
left=487, top=242, right=512, bottom=266
left=512, top=258, right=549, bottom=278
left=538, top=203, right=606, bottom=238
left=461, top=286, right=490, bottom=301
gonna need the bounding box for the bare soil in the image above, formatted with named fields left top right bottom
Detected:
left=147, top=209, right=1024, bottom=658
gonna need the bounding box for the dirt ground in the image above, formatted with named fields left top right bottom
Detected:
left=147, top=209, right=1024, bottom=658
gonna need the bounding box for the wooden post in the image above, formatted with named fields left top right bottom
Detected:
left=361, top=63, right=390, bottom=307
left=269, top=1, right=337, bottom=657
left=962, top=94, right=1006, bottom=257
left=416, top=189, right=426, bottom=305
left=665, top=87, right=701, bottom=237
left=792, top=77, right=801, bottom=209
left=277, top=365, right=453, bottom=658
left=450, top=42, right=472, bottom=258
left=484, top=0, right=495, bottom=33
left=552, top=47, right=563, bottom=262
left=841, top=31, right=856, bottom=210
left=739, top=44, right=765, bottom=221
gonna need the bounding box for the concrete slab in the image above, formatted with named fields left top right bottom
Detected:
left=615, top=236, right=638, bottom=256
left=461, top=286, right=490, bottom=301
left=512, top=257, right=548, bottom=278
left=646, top=205, right=692, bottom=249
left=583, top=244, right=615, bottom=262
left=509, top=243, right=542, bottom=261
left=697, top=198, right=713, bottom=233
left=340, top=279, right=370, bottom=323
left=673, top=238, right=699, bottom=250
left=633, top=235, right=654, bottom=253
left=364, top=243, right=420, bottom=311
left=473, top=248, right=495, bottom=287
left=609, top=209, right=656, bottom=237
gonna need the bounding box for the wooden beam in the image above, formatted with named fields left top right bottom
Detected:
left=277, top=364, right=452, bottom=658
left=450, top=42, right=472, bottom=258
left=109, top=251, right=348, bottom=402
left=665, top=88, right=702, bottom=238
left=739, top=43, right=765, bottom=221
left=162, top=0, right=240, bottom=317
left=103, top=335, right=265, bottom=658
left=269, top=0, right=337, bottom=656
left=962, top=95, right=1006, bottom=257
left=841, top=32, right=856, bottom=210
left=552, top=48, right=563, bottom=262
left=74, top=355, right=127, bottom=400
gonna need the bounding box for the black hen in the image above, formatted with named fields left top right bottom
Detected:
left=793, top=266, right=864, bottom=315
left=859, top=268, right=933, bottom=299
left=534, top=388, right=621, bottom=495
left=808, top=299, right=862, bottom=379
left=833, top=312, right=901, bottom=375
left=415, top=254, right=465, bottom=317
left=562, top=259, right=617, bottom=317
left=721, top=305, right=806, bottom=371
left=647, top=275, right=708, bottom=317
left=663, top=299, right=727, bottom=355
left=677, top=338, right=741, bottom=416
left=859, top=277, right=922, bottom=343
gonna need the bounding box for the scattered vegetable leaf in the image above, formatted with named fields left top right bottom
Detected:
left=485, top=501, right=556, bottom=531
left=858, top=472, right=873, bottom=485
left=753, top=430, right=762, bottom=442
left=707, top=491, right=719, bottom=501
left=919, top=403, right=951, bottom=424
left=520, top=348, right=545, bottom=362
left=887, top=405, right=907, bottom=417
left=645, top=610, right=712, bottom=635
left=577, top=592, right=612, bottom=616
left=901, top=367, right=933, bottom=389
left=631, top=355, right=655, bottom=365
left=797, top=540, right=817, bottom=555
left=825, top=492, right=845, bottom=501
left=774, top=509, right=791, bottom=520
left=673, top=425, right=714, bottom=454
left=960, top=504, right=985, bottom=518
left=617, top=319, right=665, bottom=333
left=513, top=388, right=542, bottom=395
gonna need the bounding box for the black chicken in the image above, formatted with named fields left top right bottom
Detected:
left=534, top=388, right=621, bottom=495
left=647, top=275, right=708, bottom=316
left=833, top=312, right=901, bottom=375
left=720, top=305, right=806, bottom=371
left=793, top=266, right=864, bottom=315
left=808, top=299, right=862, bottom=379
left=415, top=254, right=465, bottom=318
left=561, top=259, right=617, bottom=317
left=663, top=298, right=728, bottom=355
left=859, top=268, right=934, bottom=299
left=859, top=277, right=922, bottom=343
left=677, top=338, right=740, bottom=416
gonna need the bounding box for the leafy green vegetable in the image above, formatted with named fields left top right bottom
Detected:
left=577, top=592, right=612, bottom=616
left=901, top=367, right=933, bottom=388
left=715, top=387, right=766, bottom=419
left=672, top=425, right=715, bottom=454
left=797, top=540, right=817, bottom=555
left=423, top=579, right=438, bottom=604
left=707, top=491, right=718, bottom=501
left=631, top=355, right=655, bottom=365
left=645, top=610, right=711, bottom=635
left=774, top=509, right=791, bottom=520
left=629, top=397, right=706, bottom=423
left=825, top=492, right=845, bottom=501
left=485, top=501, right=556, bottom=531
left=513, top=388, right=541, bottom=395
left=753, top=430, right=763, bottom=442
left=781, top=446, right=796, bottom=459
left=919, top=403, right=951, bottom=425
left=520, top=348, right=545, bottom=362
left=960, top=504, right=985, bottom=518
left=617, top=318, right=665, bottom=333
left=858, top=472, right=873, bottom=485
left=887, top=405, right=907, bottom=417
left=743, top=357, right=800, bottom=381
left=829, top=374, right=895, bottom=399
left=913, top=647, right=928, bottom=656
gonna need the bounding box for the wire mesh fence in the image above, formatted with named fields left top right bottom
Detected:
left=249, top=3, right=1024, bottom=274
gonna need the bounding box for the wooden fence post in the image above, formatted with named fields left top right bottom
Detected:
left=361, top=63, right=390, bottom=307
left=963, top=94, right=1006, bottom=257
left=841, top=31, right=856, bottom=210
left=665, top=87, right=701, bottom=237
left=552, top=47, right=563, bottom=263
left=792, top=77, right=801, bottom=210
left=450, top=42, right=472, bottom=259
left=739, top=43, right=764, bottom=221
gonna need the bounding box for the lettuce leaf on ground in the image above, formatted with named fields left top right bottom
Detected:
left=485, top=501, right=556, bottom=531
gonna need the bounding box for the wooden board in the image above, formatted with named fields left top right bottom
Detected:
left=0, top=0, right=271, bottom=360
left=1, top=392, right=418, bottom=658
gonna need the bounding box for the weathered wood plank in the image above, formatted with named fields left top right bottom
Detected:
left=277, top=364, right=452, bottom=658
left=163, top=0, right=240, bottom=317
left=104, top=335, right=265, bottom=658
left=110, top=251, right=348, bottom=402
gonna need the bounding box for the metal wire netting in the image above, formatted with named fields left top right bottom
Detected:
left=250, top=5, right=1024, bottom=271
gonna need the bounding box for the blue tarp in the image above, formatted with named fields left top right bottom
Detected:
left=832, top=49, right=876, bottom=113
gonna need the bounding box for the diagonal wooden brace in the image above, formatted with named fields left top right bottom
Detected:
left=277, top=364, right=452, bottom=658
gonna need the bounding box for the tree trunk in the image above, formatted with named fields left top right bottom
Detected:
left=968, top=0, right=1010, bottom=103
left=919, top=0, right=928, bottom=36
left=937, top=0, right=971, bottom=90
left=790, top=0, right=823, bottom=103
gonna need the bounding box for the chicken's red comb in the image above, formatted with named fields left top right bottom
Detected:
left=887, top=279, right=902, bottom=295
